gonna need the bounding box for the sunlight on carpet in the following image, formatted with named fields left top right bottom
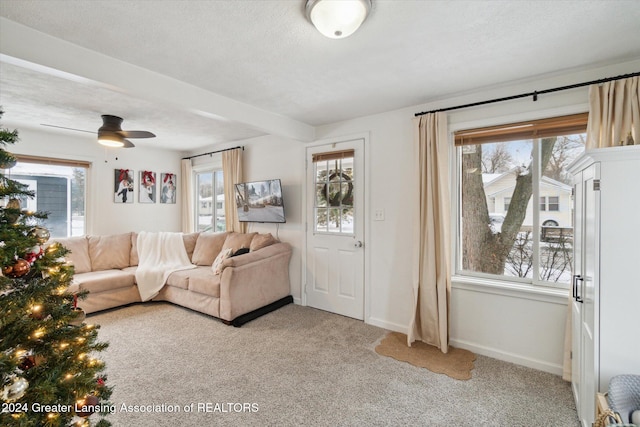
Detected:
left=375, top=332, right=476, bottom=380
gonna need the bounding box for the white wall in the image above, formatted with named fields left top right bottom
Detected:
left=314, top=58, right=640, bottom=374
left=7, top=126, right=182, bottom=235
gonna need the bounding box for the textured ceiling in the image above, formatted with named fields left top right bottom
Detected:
left=1, top=0, right=640, bottom=151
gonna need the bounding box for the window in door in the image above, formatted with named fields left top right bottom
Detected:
left=312, top=150, right=355, bottom=234
left=195, top=170, right=225, bottom=232
left=456, top=113, right=587, bottom=287
left=7, top=155, right=88, bottom=237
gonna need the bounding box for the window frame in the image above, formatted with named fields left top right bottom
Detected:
left=192, top=161, right=225, bottom=233
left=8, top=154, right=90, bottom=238
left=452, top=112, right=588, bottom=290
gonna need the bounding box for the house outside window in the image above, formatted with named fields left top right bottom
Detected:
left=7, top=155, right=88, bottom=237
left=455, top=113, right=587, bottom=287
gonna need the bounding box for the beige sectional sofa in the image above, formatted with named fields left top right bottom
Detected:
left=54, top=231, right=292, bottom=326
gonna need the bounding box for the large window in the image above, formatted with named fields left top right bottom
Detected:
left=8, top=155, right=88, bottom=237
left=456, top=113, right=587, bottom=287
left=195, top=169, right=225, bottom=232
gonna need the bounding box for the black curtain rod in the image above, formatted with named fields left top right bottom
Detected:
left=414, top=71, right=640, bottom=117
left=182, top=145, right=244, bottom=160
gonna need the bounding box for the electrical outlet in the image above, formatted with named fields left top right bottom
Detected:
left=374, top=209, right=385, bottom=221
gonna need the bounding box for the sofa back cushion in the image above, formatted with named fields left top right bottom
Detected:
left=222, top=232, right=257, bottom=253
left=191, top=232, right=228, bottom=266
left=88, top=233, right=132, bottom=271
left=129, top=232, right=200, bottom=266
left=250, top=233, right=278, bottom=252
left=130, top=232, right=139, bottom=266
left=182, top=232, right=200, bottom=261
left=52, top=236, right=92, bottom=274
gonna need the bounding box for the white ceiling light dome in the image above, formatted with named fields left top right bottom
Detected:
left=305, top=0, right=372, bottom=39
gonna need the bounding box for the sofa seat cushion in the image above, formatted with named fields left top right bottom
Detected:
left=72, top=269, right=136, bottom=293
left=187, top=266, right=221, bottom=297
left=165, top=269, right=191, bottom=290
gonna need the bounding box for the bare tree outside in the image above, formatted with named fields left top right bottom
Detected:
left=462, top=137, right=564, bottom=277
left=482, top=142, right=514, bottom=173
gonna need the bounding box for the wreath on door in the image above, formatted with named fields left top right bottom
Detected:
left=323, top=172, right=353, bottom=207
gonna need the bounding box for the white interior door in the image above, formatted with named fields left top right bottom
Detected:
left=305, top=139, right=364, bottom=320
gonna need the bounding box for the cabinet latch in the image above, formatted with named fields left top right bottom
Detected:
left=593, top=179, right=600, bottom=191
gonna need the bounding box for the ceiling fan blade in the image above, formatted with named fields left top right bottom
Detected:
left=117, top=130, right=156, bottom=139
left=41, top=123, right=96, bottom=134
left=122, top=138, right=135, bottom=148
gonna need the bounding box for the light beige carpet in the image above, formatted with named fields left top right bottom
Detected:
left=375, top=331, right=476, bottom=380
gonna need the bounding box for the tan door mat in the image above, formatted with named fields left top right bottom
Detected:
left=375, top=331, right=476, bottom=380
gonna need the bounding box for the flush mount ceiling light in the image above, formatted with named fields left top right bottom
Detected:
left=305, top=0, right=372, bottom=39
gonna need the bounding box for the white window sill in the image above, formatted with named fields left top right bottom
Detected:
left=451, top=275, right=570, bottom=305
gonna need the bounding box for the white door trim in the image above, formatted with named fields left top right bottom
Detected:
left=301, top=132, right=371, bottom=323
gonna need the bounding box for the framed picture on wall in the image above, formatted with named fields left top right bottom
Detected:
left=139, top=170, right=157, bottom=203
left=114, top=169, right=134, bottom=203
left=160, top=173, right=176, bottom=204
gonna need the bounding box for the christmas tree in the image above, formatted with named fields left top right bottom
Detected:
left=0, top=109, right=112, bottom=427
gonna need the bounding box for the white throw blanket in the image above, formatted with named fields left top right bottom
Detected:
left=135, top=231, right=196, bottom=301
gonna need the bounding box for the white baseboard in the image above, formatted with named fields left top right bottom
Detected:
left=366, top=317, right=406, bottom=334
left=292, top=297, right=302, bottom=305
left=450, top=338, right=563, bottom=376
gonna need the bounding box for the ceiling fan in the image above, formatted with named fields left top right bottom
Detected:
left=41, top=114, right=156, bottom=148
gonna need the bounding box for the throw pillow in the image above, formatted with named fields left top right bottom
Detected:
left=232, top=248, right=250, bottom=257
left=212, top=248, right=233, bottom=275
left=250, top=233, right=277, bottom=252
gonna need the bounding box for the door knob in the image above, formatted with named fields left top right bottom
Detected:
left=354, top=241, right=363, bottom=248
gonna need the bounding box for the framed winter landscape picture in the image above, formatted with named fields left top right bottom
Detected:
left=160, top=173, right=176, bottom=204
left=139, top=170, right=157, bottom=203
left=114, top=169, right=134, bottom=203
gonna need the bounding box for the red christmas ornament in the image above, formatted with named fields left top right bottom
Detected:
left=75, top=394, right=99, bottom=417
left=7, top=258, right=30, bottom=277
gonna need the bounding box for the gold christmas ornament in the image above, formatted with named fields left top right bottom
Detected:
left=5, top=198, right=21, bottom=223
left=29, top=226, right=50, bottom=244
left=0, top=157, right=17, bottom=169
left=69, top=307, right=86, bottom=326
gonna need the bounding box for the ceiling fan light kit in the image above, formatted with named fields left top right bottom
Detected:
left=97, top=132, right=125, bottom=147
left=305, top=0, right=371, bottom=39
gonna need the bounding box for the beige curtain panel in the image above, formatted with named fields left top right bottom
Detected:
left=180, top=159, right=194, bottom=233
left=408, top=112, right=452, bottom=353
left=586, top=76, right=639, bottom=149
left=222, top=148, right=246, bottom=233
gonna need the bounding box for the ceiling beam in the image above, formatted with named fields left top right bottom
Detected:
left=0, top=18, right=315, bottom=142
